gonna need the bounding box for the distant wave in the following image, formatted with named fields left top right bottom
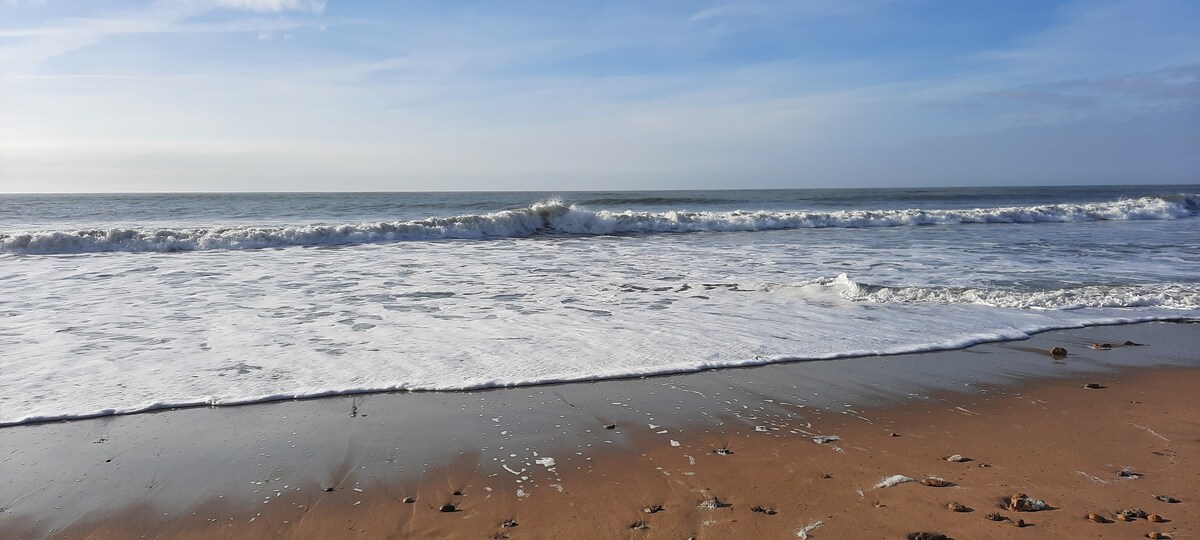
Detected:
left=3, top=194, right=1197, bottom=254
left=816, top=274, right=1200, bottom=310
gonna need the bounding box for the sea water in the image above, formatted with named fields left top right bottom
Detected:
left=1, top=186, right=1197, bottom=425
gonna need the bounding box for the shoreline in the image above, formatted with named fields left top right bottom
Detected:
left=2, top=319, right=1198, bottom=539
left=3, top=316, right=1195, bottom=429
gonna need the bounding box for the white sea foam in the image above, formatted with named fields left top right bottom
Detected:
left=1, top=191, right=1198, bottom=427
left=2, top=194, right=1196, bottom=254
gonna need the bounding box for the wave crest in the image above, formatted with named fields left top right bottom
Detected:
left=3, top=194, right=1196, bottom=254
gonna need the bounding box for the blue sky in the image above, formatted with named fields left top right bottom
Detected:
left=0, top=0, right=1197, bottom=192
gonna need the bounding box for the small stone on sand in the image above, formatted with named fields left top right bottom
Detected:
left=905, top=532, right=948, bottom=540
left=1147, top=514, right=1166, bottom=523
left=890, top=432, right=900, bottom=437
left=603, top=424, right=616, bottom=430
left=1083, top=383, right=1104, bottom=389
left=986, top=513, right=1007, bottom=521
left=1007, top=493, right=1048, bottom=512
left=1124, top=340, right=1139, bottom=345
left=698, top=496, right=725, bottom=510
left=629, top=521, right=648, bottom=530
left=1091, top=343, right=1113, bottom=350
left=402, top=496, right=416, bottom=504
left=323, top=487, right=335, bottom=492
left=1087, top=513, right=1110, bottom=523
left=1117, top=468, right=1143, bottom=478
left=945, top=454, right=969, bottom=462
left=921, top=477, right=951, bottom=487
left=1050, top=347, right=1068, bottom=356
left=501, top=518, right=518, bottom=528
left=642, top=504, right=663, bottom=514
left=1014, top=519, right=1027, bottom=527
left=750, top=505, right=777, bottom=515
left=947, top=502, right=970, bottom=512
left=438, top=503, right=457, bottom=512
left=1155, top=495, right=1181, bottom=503
left=1146, top=533, right=1170, bottom=539
left=713, top=447, right=734, bottom=455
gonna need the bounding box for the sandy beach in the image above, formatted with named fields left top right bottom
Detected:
left=3, top=320, right=1198, bottom=539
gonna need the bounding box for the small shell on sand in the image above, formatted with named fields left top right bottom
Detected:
left=1091, top=343, right=1113, bottom=350
left=713, top=447, right=734, bottom=455
left=945, top=454, right=969, bottom=462
left=985, top=513, right=1007, bottom=522
left=1147, top=514, right=1166, bottom=523
left=1083, top=383, right=1104, bottom=389
left=1014, top=519, right=1027, bottom=528
left=501, top=519, right=518, bottom=528
left=629, top=521, right=648, bottom=530
left=1087, top=513, right=1111, bottom=523
left=402, top=496, right=416, bottom=504
left=1155, top=495, right=1181, bottom=503
left=1146, top=533, right=1170, bottom=539
left=947, top=502, right=970, bottom=512
left=921, top=477, right=952, bottom=487
left=698, top=496, right=726, bottom=510
left=1050, top=347, right=1068, bottom=356
left=438, top=503, right=457, bottom=512
left=642, top=504, right=663, bottom=514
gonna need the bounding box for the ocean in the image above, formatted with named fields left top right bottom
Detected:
left=1, top=186, right=1197, bottom=426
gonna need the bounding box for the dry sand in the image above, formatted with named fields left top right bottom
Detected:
left=2, top=320, right=1198, bottom=539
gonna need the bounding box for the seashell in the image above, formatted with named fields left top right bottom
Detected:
left=947, top=502, right=970, bottom=512
left=642, top=504, right=663, bottom=514
left=1087, top=513, right=1111, bottom=523
left=986, top=513, right=1006, bottom=521
left=1147, top=514, right=1166, bottom=523
left=1155, top=495, right=1181, bottom=503
left=1091, top=343, right=1113, bottom=350
left=1050, top=347, right=1068, bottom=356
left=1083, top=383, right=1103, bottom=389
left=945, top=454, right=969, bottom=462
left=402, top=496, right=416, bottom=504
left=438, top=503, right=457, bottom=512
left=1146, top=533, right=1170, bottom=539
left=501, top=519, right=518, bottom=528
left=921, top=477, right=951, bottom=487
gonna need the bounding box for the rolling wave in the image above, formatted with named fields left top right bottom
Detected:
left=819, top=274, right=1200, bottom=310
left=2, top=194, right=1196, bottom=254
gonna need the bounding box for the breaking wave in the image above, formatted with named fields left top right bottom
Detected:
left=3, top=194, right=1197, bottom=254
left=819, top=274, right=1200, bottom=310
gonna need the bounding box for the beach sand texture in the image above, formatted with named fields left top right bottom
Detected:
left=2, top=320, right=1197, bottom=539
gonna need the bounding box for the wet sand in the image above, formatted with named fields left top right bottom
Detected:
left=2, top=320, right=1198, bottom=539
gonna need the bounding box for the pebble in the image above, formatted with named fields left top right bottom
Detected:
left=402, top=497, right=416, bottom=504
left=921, top=477, right=951, bottom=487
left=947, top=502, right=970, bottom=512
left=1050, top=347, right=1068, bottom=356
left=906, top=533, right=949, bottom=540
left=945, top=454, right=969, bottom=462
left=438, top=503, right=457, bottom=512
left=1014, top=519, right=1027, bottom=528
left=629, top=521, right=648, bottom=530
left=1008, top=493, right=1048, bottom=512
left=1146, top=533, right=1170, bottom=539
left=1155, top=495, right=1181, bottom=503
left=713, top=447, right=734, bottom=455
left=501, top=519, right=518, bottom=528
left=986, top=513, right=1006, bottom=522
left=1083, top=383, right=1104, bottom=389
left=698, top=496, right=724, bottom=510
left=1148, top=514, right=1166, bottom=523
left=603, top=424, right=616, bottom=430
left=323, top=487, right=335, bottom=493
left=1091, top=343, right=1113, bottom=350
left=1087, top=513, right=1111, bottom=523
left=642, top=504, right=663, bottom=514
left=750, top=505, right=777, bottom=515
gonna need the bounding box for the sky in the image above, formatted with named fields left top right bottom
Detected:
left=0, top=0, right=1197, bottom=192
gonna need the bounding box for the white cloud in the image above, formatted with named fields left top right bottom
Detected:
left=214, top=0, right=325, bottom=14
